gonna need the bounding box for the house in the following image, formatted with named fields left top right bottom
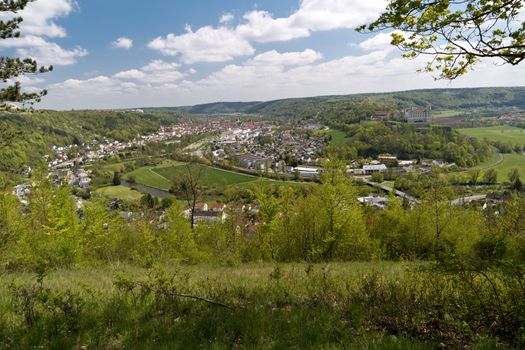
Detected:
left=363, top=164, right=387, bottom=175
left=236, top=153, right=271, bottom=170
left=210, top=203, right=226, bottom=212
left=399, top=160, right=417, bottom=167
left=194, top=203, right=208, bottom=211
left=193, top=210, right=228, bottom=223
left=369, top=111, right=389, bottom=121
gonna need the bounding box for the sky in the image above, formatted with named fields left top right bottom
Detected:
left=1, top=0, right=525, bottom=110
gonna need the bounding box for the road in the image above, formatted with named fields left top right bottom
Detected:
left=364, top=180, right=420, bottom=203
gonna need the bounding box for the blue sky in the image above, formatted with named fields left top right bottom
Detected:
left=1, top=0, right=525, bottom=110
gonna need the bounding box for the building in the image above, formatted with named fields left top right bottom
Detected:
left=403, top=107, right=431, bottom=123
left=358, top=196, right=389, bottom=209
left=363, top=164, right=387, bottom=175
left=369, top=111, right=389, bottom=121
left=193, top=210, right=228, bottom=223
left=293, top=166, right=322, bottom=177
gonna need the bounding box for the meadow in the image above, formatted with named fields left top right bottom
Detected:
left=326, top=128, right=350, bottom=147
left=0, top=262, right=510, bottom=349
left=123, top=160, right=181, bottom=190
left=483, top=153, right=525, bottom=182
left=432, top=109, right=462, bottom=118
left=155, top=163, right=258, bottom=187
left=95, top=185, right=143, bottom=202
left=458, top=125, right=525, bottom=145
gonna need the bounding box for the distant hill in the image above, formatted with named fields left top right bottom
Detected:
left=148, top=87, right=525, bottom=117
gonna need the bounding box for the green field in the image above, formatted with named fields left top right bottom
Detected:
left=123, top=160, right=181, bottom=190
left=95, top=185, right=143, bottom=202
left=432, top=109, right=461, bottom=118
left=458, top=125, right=525, bottom=145
left=487, top=153, right=525, bottom=182
left=326, top=128, right=350, bottom=147
left=154, top=163, right=258, bottom=187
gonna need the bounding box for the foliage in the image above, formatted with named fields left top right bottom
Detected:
left=0, top=262, right=523, bottom=349
left=343, top=122, right=492, bottom=167
left=0, top=0, right=51, bottom=104
left=0, top=109, right=183, bottom=181
left=359, top=0, right=525, bottom=79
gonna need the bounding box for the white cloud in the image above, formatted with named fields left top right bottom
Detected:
left=4, top=0, right=77, bottom=38
left=42, top=38, right=525, bottom=110
left=141, top=60, right=181, bottom=72
left=112, top=37, right=133, bottom=50
left=247, top=49, right=322, bottom=66
left=148, top=26, right=254, bottom=63
left=290, top=0, right=387, bottom=32
left=148, top=0, right=388, bottom=61
left=358, top=31, right=403, bottom=51
left=236, top=11, right=309, bottom=43
left=0, top=0, right=86, bottom=67
left=113, top=60, right=191, bottom=84
left=0, top=35, right=87, bottom=66
left=220, top=13, right=234, bottom=24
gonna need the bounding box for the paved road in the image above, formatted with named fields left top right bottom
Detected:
left=364, top=180, right=420, bottom=203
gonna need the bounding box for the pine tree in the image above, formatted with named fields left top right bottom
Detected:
left=0, top=0, right=52, bottom=105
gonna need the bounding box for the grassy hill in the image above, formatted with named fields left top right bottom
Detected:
left=152, top=87, right=525, bottom=118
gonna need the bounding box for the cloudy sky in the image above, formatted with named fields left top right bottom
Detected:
left=1, top=0, right=525, bottom=110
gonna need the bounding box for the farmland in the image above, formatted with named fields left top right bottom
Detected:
left=154, top=163, right=258, bottom=187
left=122, top=160, right=181, bottom=190
left=123, top=161, right=260, bottom=190
left=458, top=125, right=525, bottom=146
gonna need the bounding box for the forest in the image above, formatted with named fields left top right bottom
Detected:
left=1, top=161, right=525, bottom=348
left=166, top=87, right=525, bottom=120
left=0, top=110, right=183, bottom=178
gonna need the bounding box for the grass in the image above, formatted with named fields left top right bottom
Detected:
left=487, top=153, right=525, bottom=182
left=458, top=125, right=525, bottom=146
left=326, top=128, right=350, bottom=147
left=154, top=164, right=258, bottom=187
left=95, top=185, right=143, bottom=202
left=0, top=262, right=510, bottom=349
left=432, top=109, right=461, bottom=118
left=123, top=160, right=181, bottom=190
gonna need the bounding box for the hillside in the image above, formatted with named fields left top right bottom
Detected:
left=153, top=87, right=525, bottom=118
left=0, top=110, right=183, bottom=178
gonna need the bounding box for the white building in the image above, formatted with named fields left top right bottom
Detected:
left=363, top=164, right=387, bottom=175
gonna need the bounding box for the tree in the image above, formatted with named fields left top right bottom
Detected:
left=483, top=168, right=498, bottom=184
left=469, top=169, right=481, bottom=185
left=173, top=164, right=204, bottom=229
left=507, top=168, right=524, bottom=191
left=140, top=193, right=156, bottom=209
left=0, top=0, right=52, bottom=105
left=112, top=171, right=121, bottom=186
left=371, top=172, right=384, bottom=183
left=360, top=0, right=525, bottom=79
